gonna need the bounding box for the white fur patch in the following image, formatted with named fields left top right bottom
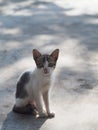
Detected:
left=16, top=98, right=29, bottom=107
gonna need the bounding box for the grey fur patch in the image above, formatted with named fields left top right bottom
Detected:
left=16, top=71, right=30, bottom=98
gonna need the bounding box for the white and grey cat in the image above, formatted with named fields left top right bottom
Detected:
left=13, top=49, right=59, bottom=118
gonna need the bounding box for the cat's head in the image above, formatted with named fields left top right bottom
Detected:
left=32, top=49, right=59, bottom=76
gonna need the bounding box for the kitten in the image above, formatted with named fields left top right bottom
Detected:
left=13, top=49, right=59, bottom=118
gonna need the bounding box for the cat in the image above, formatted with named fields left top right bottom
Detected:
left=13, top=49, right=59, bottom=118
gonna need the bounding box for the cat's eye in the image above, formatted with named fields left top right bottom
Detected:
left=48, top=63, right=55, bottom=67
left=37, top=63, right=43, bottom=68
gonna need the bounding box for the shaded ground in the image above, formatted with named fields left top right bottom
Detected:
left=0, top=0, right=98, bottom=130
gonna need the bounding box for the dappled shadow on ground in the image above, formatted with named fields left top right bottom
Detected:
left=0, top=0, right=98, bottom=68
left=56, top=66, right=98, bottom=94
left=1, top=111, right=46, bottom=130
left=0, top=0, right=98, bottom=101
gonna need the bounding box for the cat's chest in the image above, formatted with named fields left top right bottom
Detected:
left=27, top=72, right=52, bottom=94
left=40, top=79, right=51, bottom=93
left=36, top=76, right=51, bottom=93
left=39, top=76, right=50, bottom=86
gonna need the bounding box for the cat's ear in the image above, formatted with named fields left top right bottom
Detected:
left=32, top=49, right=42, bottom=60
left=50, top=49, right=59, bottom=62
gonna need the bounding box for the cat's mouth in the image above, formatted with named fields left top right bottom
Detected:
left=44, top=68, right=49, bottom=74
left=43, top=68, right=50, bottom=75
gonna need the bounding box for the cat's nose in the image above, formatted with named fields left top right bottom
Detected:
left=43, top=68, right=48, bottom=74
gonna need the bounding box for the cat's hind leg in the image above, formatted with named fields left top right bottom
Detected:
left=13, top=98, right=37, bottom=115
left=13, top=104, right=35, bottom=115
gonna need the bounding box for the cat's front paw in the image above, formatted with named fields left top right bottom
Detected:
left=48, top=112, right=55, bottom=118
left=36, top=112, right=48, bottom=118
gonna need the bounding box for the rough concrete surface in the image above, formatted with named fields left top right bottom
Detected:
left=0, top=0, right=98, bottom=130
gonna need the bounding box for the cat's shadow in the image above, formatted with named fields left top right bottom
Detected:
left=1, top=111, right=47, bottom=130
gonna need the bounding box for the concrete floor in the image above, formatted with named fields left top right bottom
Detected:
left=0, top=0, right=98, bottom=130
